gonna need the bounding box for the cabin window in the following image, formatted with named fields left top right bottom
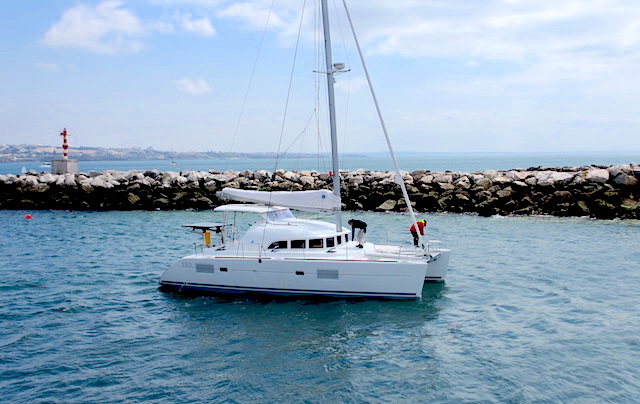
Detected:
left=337, top=235, right=342, bottom=245
left=309, top=239, right=323, bottom=248
left=291, top=240, right=306, bottom=249
left=326, top=237, right=335, bottom=248
left=268, top=240, right=288, bottom=249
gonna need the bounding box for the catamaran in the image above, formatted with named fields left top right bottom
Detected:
left=159, top=0, right=451, bottom=299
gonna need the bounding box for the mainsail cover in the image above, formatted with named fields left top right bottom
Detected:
left=217, top=188, right=341, bottom=213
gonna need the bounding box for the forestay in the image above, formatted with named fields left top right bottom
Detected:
left=217, top=188, right=341, bottom=213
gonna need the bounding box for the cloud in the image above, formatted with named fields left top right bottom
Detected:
left=217, top=2, right=288, bottom=30
left=213, top=0, right=640, bottom=93
left=179, top=13, right=216, bottom=36
left=43, top=1, right=144, bottom=54
left=175, top=78, right=212, bottom=95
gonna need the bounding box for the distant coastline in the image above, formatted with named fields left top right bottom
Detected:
left=2, top=151, right=639, bottom=176
left=0, top=144, right=364, bottom=163
left=2, top=144, right=638, bottom=165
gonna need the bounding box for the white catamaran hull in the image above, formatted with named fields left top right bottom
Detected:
left=160, top=249, right=450, bottom=299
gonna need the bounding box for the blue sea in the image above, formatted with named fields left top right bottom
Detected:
left=1, top=210, right=639, bottom=402
left=2, top=151, right=639, bottom=175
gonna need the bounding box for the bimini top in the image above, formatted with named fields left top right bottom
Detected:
left=217, top=188, right=341, bottom=213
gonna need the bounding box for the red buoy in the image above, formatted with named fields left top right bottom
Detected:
left=25, top=214, right=32, bottom=219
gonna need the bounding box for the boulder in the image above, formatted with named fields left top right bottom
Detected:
left=299, top=176, right=315, bottom=187
left=127, top=193, right=141, bottom=205
left=283, top=171, right=300, bottom=182
left=554, top=190, right=572, bottom=199
left=253, top=169, right=271, bottom=181
left=475, top=177, right=493, bottom=189
left=549, top=172, right=574, bottom=184
left=534, top=171, right=552, bottom=182
left=493, top=176, right=512, bottom=185
left=586, top=169, right=609, bottom=184
left=377, top=199, right=397, bottom=211
left=417, top=175, right=434, bottom=185
left=39, top=173, right=57, bottom=184
left=433, top=174, right=453, bottom=184
left=613, top=173, right=638, bottom=186
left=145, top=169, right=161, bottom=179
left=483, top=170, right=500, bottom=180
left=186, top=172, right=200, bottom=182
left=210, top=172, right=237, bottom=183
left=454, top=176, right=471, bottom=189
left=174, top=176, right=188, bottom=184
left=25, top=176, right=39, bottom=186
left=204, top=181, right=217, bottom=191
left=506, top=171, right=531, bottom=181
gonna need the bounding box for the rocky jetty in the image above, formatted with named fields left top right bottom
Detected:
left=1, top=164, right=638, bottom=219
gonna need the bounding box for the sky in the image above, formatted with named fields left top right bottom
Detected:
left=1, top=0, right=639, bottom=153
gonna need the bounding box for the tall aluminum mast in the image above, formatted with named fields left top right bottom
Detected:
left=320, top=0, right=343, bottom=232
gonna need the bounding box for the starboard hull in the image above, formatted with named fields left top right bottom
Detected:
left=159, top=255, right=436, bottom=299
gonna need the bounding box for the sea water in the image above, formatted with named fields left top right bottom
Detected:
left=2, top=151, right=639, bottom=175
left=1, top=210, right=638, bottom=402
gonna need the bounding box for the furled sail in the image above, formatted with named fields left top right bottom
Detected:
left=217, top=188, right=341, bottom=213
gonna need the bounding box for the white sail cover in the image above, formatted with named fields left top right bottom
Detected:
left=217, top=188, right=341, bottom=213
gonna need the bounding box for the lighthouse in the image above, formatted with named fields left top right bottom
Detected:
left=51, top=128, right=79, bottom=174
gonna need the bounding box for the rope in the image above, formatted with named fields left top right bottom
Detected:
left=271, top=0, right=307, bottom=175
left=331, top=0, right=352, bottom=169
left=224, top=0, right=277, bottom=171
left=259, top=0, right=309, bottom=256
left=341, top=0, right=427, bottom=248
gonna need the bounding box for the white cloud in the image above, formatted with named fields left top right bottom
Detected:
left=217, top=2, right=288, bottom=30
left=179, top=13, right=216, bottom=36
left=147, top=20, right=176, bottom=34
left=214, top=0, right=640, bottom=92
left=43, top=1, right=144, bottom=54
left=175, top=77, right=212, bottom=95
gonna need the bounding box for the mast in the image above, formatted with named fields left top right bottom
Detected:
left=320, top=0, right=343, bottom=232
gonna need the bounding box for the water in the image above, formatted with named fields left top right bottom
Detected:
left=1, top=210, right=639, bottom=402
left=2, top=151, right=639, bottom=175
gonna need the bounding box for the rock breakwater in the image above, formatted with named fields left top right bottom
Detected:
left=1, top=164, right=638, bottom=219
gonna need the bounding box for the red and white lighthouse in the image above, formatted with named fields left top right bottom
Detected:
left=51, top=128, right=78, bottom=174
left=61, top=128, right=69, bottom=160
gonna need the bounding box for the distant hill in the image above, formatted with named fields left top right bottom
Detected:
left=0, top=144, right=319, bottom=163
